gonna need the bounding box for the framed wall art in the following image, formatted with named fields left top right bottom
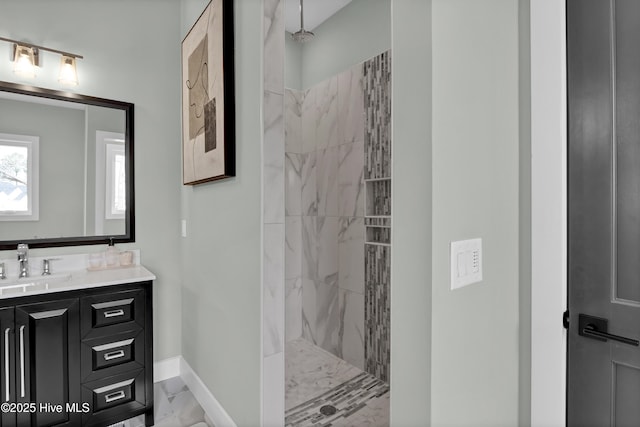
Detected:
left=182, top=0, right=235, bottom=185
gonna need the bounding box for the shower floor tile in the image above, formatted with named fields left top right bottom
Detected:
left=285, top=338, right=389, bottom=426
left=286, top=338, right=363, bottom=409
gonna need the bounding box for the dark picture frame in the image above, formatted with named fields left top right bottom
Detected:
left=181, top=0, right=235, bottom=185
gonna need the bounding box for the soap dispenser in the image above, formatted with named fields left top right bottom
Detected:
left=105, top=238, right=119, bottom=267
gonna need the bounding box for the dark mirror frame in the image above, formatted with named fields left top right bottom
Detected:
left=0, top=80, right=135, bottom=250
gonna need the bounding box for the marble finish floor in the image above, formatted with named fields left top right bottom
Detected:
left=285, top=338, right=389, bottom=426
left=109, top=376, right=213, bottom=427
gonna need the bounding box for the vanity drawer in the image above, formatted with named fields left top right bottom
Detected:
left=95, top=339, right=134, bottom=369
left=81, top=288, right=145, bottom=339
left=82, top=369, right=146, bottom=426
left=81, top=329, right=144, bottom=382
left=94, top=377, right=135, bottom=411
left=93, top=299, right=134, bottom=327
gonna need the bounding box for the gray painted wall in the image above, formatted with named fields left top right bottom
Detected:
left=390, top=0, right=432, bottom=424
left=0, top=0, right=183, bottom=363
left=518, top=0, right=531, bottom=425
left=0, top=99, right=85, bottom=240
left=285, top=35, right=303, bottom=90
left=180, top=1, right=263, bottom=425
left=285, top=0, right=390, bottom=90
left=430, top=1, right=520, bottom=426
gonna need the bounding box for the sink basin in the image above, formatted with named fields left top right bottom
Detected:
left=0, top=273, right=72, bottom=295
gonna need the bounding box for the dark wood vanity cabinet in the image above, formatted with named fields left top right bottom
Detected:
left=0, top=281, right=153, bottom=427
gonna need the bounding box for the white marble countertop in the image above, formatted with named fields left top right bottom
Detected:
left=0, top=263, right=155, bottom=300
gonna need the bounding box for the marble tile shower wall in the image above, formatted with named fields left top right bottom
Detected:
left=285, top=61, right=367, bottom=370
left=263, top=0, right=285, bottom=425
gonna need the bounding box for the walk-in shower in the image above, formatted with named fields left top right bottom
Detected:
left=283, top=1, right=391, bottom=424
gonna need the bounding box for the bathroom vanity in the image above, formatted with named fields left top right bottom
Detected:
left=0, top=265, right=155, bottom=427
left=0, top=80, right=154, bottom=426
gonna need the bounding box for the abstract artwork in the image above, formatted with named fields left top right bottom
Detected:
left=182, top=0, right=235, bottom=185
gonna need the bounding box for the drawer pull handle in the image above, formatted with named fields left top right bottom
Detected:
left=104, top=350, right=125, bottom=361
left=103, top=309, right=125, bottom=318
left=104, top=390, right=126, bottom=403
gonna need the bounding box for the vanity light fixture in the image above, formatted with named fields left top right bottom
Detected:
left=0, top=36, right=83, bottom=85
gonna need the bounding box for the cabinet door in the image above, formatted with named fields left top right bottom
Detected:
left=0, top=308, right=14, bottom=427
left=15, top=299, right=81, bottom=427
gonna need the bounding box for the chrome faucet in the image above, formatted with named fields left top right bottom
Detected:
left=42, top=258, right=59, bottom=276
left=17, top=243, right=29, bottom=278
left=42, top=259, right=51, bottom=276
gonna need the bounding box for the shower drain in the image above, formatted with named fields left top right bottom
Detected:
left=319, top=405, right=337, bottom=416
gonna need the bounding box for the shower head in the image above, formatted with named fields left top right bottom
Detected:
left=291, top=0, right=314, bottom=43
left=291, top=29, right=315, bottom=43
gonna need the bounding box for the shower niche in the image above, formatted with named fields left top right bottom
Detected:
left=365, top=179, right=391, bottom=245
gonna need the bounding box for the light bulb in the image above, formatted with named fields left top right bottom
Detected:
left=13, top=46, right=36, bottom=78
left=58, top=55, right=78, bottom=86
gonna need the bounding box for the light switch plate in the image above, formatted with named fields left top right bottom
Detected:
left=450, top=238, right=482, bottom=290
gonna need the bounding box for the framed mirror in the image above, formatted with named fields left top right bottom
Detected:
left=0, top=81, right=134, bottom=250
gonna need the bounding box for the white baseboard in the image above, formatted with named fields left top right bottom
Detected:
left=153, top=356, right=236, bottom=427
left=180, top=357, right=237, bottom=427
left=154, top=356, right=181, bottom=383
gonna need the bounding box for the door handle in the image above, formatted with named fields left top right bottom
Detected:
left=19, top=325, right=25, bottom=398
left=4, top=328, right=9, bottom=402
left=579, top=314, right=639, bottom=347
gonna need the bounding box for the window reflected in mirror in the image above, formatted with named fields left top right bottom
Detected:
left=0, top=133, right=38, bottom=221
